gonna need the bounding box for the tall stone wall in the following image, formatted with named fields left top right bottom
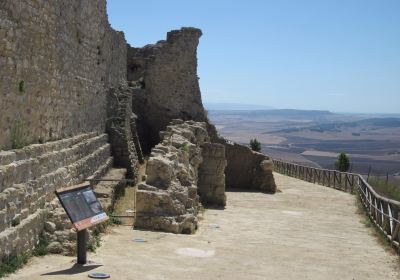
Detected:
left=127, top=28, right=207, bottom=153
left=0, top=0, right=127, bottom=149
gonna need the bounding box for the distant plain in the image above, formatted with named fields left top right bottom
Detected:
left=208, top=108, right=400, bottom=177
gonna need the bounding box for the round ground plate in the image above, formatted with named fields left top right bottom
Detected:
left=88, top=272, right=110, bottom=279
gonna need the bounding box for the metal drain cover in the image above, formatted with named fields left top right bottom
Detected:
left=132, top=237, right=147, bottom=242
left=88, top=272, right=110, bottom=279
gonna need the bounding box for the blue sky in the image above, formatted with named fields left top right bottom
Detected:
left=107, top=0, right=400, bottom=114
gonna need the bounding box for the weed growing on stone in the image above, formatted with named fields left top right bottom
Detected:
left=0, top=253, right=29, bottom=278
left=87, top=229, right=101, bottom=252
left=11, top=119, right=26, bottom=149
left=32, top=236, right=49, bottom=257
left=18, top=80, right=25, bottom=93
left=108, top=214, right=122, bottom=226
left=0, top=235, right=48, bottom=278
left=180, top=142, right=189, bottom=152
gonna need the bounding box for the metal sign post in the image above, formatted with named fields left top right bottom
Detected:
left=77, top=229, right=88, bottom=264
left=55, top=184, right=109, bottom=266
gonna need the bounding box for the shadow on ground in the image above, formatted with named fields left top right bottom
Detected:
left=41, top=263, right=102, bottom=276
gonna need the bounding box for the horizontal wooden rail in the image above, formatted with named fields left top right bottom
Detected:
left=273, top=159, right=400, bottom=250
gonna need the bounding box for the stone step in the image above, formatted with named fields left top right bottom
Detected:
left=93, top=168, right=127, bottom=212
left=0, top=132, right=98, bottom=165
left=0, top=143, right=112, bottom=230
left=36, top=134, right=109, bottom=177
left=0, top=208, right=47, bottom=257
left=0, top=134, right=109, bottom=192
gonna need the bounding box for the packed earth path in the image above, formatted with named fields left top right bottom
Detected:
left=5, top=173, right=399, bottom=280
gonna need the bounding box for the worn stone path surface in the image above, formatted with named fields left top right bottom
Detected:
left=5, top=173, right=399, bottom=280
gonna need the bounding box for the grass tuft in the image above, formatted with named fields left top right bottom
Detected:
left=0, top=235, right=48, bottom=277
left=355, top=194, right=393, bottom=252
left=369, top=177, right=400, bottom=202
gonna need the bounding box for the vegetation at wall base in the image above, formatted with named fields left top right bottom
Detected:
left=249, top=138, right=261, bottom=152
left=368, top=177, right=400, bottom=202
left=335, top=152, right=350, bottom=172
left=87, top=228, right=102, bottom=252
left=355, top=195, right=393, bottom=252
left=0, top=235, right=48, bottom=278
left=0, top=253, right=29, bottom=278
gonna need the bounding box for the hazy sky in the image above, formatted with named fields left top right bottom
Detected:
left=107, top=0, right=400, bottom=114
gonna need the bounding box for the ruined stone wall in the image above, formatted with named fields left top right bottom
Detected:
left=0, top=0, right=127, bottom=149
left=0, top=133, right=114, bottom=259
left=223, top=140, right=276, bottom=193
left=135, top=120, right=212, bottom=234
left=106, top=85, right=140, bottom=180
left=127, top=28, right=207, bottom=153
left=198, top=143, right=227, bottom=206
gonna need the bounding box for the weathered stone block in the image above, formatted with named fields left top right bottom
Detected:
left=135, top=121, right=210, bottom=233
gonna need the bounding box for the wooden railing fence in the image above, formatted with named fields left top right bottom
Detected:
left=273, top=159, right=400, bottom=250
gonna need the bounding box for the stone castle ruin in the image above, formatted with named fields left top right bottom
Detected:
left=0, top=0, right=276, bottom=259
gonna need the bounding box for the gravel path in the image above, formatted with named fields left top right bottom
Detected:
left=5, top=173, right=399, bottom=280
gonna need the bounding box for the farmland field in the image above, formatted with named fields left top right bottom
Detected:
left=208, top=108, right=400, bottom=177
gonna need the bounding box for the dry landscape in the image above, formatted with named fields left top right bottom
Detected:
left=208, top=108, right=400, bottom=177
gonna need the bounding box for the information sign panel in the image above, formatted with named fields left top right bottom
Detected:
left=56, top=184, right=108, bottom=231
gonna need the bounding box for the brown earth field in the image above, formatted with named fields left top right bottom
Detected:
left=208, top=109, right=400, bottom=177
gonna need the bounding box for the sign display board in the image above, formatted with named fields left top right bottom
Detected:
left=56, top=184, right=108, bottom=231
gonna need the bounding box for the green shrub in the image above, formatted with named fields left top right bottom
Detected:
left=249, top=138, right=261, bottom=152
left=335, top=152, right=350, bottom=172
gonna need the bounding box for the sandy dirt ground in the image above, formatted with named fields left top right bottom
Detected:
left=4, top=173, right=399, bottom=280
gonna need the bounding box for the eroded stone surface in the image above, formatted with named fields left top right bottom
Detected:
left=106, top=84, right=140, bottom=181
left=0, top=0, right=126, bottom=149
left=198, top=143, right=227, bottom=206
left=135, top=120, right=211, bottom=234
left=128, top=28, right=207, bottom=153
left=223, top=140, right=276, bottom=193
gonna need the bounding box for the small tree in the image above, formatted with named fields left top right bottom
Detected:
left=249, top=138, right=261, bottom=152
left=335, top=153, right=350, bottom=172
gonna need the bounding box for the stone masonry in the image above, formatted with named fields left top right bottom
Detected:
left=0, top=0, right=277, bottom=260
left=0, top=0, right=126, bottom=149
left=135, top=120, right=212, bottom=234
left=223, top=140, right=276, bottom=193
left=106, top=84, right=140, bottom=180
left=198, top=143, right=227, bottom=206
left=128, top=28, right=207, bottom=153
left=0, top=133, right=115, bottom=259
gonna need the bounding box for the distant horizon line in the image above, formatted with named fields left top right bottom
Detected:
left=203, top=102, right=400, bottom=116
